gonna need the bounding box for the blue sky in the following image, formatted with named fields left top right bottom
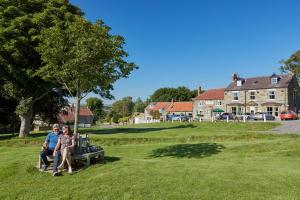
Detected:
left=70, top=0, right=300, bottom=104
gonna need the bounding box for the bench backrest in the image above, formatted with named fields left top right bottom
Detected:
left=75, top=133, right=90, bottom=154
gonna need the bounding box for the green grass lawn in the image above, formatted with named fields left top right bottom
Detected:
left=1, top=122, right=300, bottom=199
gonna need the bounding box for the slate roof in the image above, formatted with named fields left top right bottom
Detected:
left=194, top=88, right=225, bottom=100
left=225, top=74, right=293, bottom=91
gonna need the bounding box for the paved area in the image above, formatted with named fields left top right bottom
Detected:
left=271, top=120, right=300, bottom=134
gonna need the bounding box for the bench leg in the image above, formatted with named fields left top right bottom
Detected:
left=38, top=156, right=42, bottom=169
left=86, top=155, right=90, bottom=166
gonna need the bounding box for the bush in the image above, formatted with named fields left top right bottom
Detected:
left=112, top=114, right=122, bottom=124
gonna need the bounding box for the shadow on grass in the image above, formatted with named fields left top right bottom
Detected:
left=150, top=143, right=225, bottom=158
left=0, top=124, right=197, bottom=141
left=103, top=156, right=121, bottom=163
left=81, top=124, right=197, bottom=135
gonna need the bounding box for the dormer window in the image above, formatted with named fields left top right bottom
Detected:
left=237, top=80, right=242, bottom=86
left=271, top=77, right=278, bottom=84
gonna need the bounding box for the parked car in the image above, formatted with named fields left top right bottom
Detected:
left=252, top=112, right=275, bottom=120
left=220, top=113, right=234, bottom=120
left=280, top=111, right=298, bottom=120
left=237, top=113, right=251, bottom=120
left=168, top=114, right=189, bottom=121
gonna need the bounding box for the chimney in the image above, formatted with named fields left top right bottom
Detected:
left=232, top=73, right=238, bottom=82
left=197, top=86, right=202, bottom=96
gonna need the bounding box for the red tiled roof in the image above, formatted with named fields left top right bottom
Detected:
left=58, top=106, right=93, bottom=123
left=80, top=108, right=93, bottom=116
left=145, top=102, right=171, bottom=111
left=166, top=102, right=193, bottom=112
left=194, top=88, right=224, bottom=100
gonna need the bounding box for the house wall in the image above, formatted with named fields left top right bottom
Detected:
left=193, top=99, right=225, bottom=120
left=224, top=87, right=291, bottom=117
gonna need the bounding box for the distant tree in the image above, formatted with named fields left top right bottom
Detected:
left=36, top=17, right=137, bottom=134
left=111, top=97, right=135, bottom=117
left=280, top=50, right=300, bottom=81
left=150, top=86, right=196, bottom=102
left=134, top=97, right=147, bottom=113
left=0, top=0, right=83, bottom=137
left=150, top=110, right=161, bottom=120
left=86, top=97, right=105, bottom=123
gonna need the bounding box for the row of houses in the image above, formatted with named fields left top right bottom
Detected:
left=145, top=73, right=300, bottom=120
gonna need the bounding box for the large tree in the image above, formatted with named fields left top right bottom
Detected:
left=150, top=86, right=196, bottom=102
left=280, top=50, right=300, bottom=81
left=86, top=97, right=105, bottom=123
left=134, top=97, right=147, bottom=113
left=0, top=0, right=82, bottom=137
left=111, top=96, right=135, bottom=118
left=36, top=17, right=137, bottom=134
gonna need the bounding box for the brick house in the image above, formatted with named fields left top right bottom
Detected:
left=224, top=73, right=300, bottom=117
left=58, top=106, right=94, bottom=127
left=193, top=88, right=225, bottom=120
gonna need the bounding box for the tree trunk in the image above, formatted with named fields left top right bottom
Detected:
left=19, top=111, right=32, bottom=138
left=74, top=89, right=81, bottom=135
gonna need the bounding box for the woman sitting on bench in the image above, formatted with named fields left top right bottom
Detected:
left=54, top=125, right=75, bottom=174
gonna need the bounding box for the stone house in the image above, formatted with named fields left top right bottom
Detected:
left=224, top=73, right=300, bottom=117
left=144, top=101, right=193, bottom=121
left=165, top=102, right=193, bottom=117
left=144, top=102, right=171, bottom=121
left=193, top=88, right=225, bottom=120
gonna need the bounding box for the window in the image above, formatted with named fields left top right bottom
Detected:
left=267, top=107, right=273, bottom=115
left=215, top=100, right=222, bottom=106
left=268, top=90, right=276, bottom=99
left=237, top=80, right=242, bottom=86
left=250, top=91, right=255, bottom=100
left=198, top=101, right=204, bottom=107
left=275, top=107, right=279, bottom=117
left=271, top=77, right=278, bottom=84
left=232, top=91, right=238, bottom=100
left=232, top=107, right=237, bottom=115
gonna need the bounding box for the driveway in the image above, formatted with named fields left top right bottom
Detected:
left=271, top=120, right=300, bottom=134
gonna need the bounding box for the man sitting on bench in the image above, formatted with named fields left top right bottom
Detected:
left=40, top=123, right=62, bottom=176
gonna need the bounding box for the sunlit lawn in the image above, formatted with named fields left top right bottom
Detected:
left=1, top=122, right=300, bottom=199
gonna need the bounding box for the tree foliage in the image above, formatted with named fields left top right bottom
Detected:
left=134, top=97, right=147, bottom=113
left=111, top=96, right=135, bottom=118
left=0, top=0, right=82, bottom=137
left=280, top=50, right=300, bottom=81
left=150, top=86, right=196, bottom=102
left=36, top=16, right=137, bottom=133
left=86, top=97, right=105, bottom=123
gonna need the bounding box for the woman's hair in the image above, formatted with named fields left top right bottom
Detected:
left=62, top=125, right=73, bottom=136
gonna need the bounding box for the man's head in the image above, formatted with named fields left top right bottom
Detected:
left=52, top=123, right=60, bottom=134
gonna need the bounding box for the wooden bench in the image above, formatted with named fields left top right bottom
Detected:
left=38, top=133, right=105, bottom=170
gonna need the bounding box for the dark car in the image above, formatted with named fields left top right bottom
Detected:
left=220, top=113, right=234, bottom=120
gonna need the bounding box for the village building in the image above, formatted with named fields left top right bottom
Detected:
left=58, top=106, right=94, bottom=127
left=224, top=73, right=300, bottom=117
left=193, top=88, right=225, bottom=120
left=144, top=101, right=193, bottom=121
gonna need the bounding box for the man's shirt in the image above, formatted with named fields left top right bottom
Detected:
left=45, top=131, right=62, bottom=150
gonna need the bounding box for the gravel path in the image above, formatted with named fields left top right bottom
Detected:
left=271, top=120, right=300, bottom=134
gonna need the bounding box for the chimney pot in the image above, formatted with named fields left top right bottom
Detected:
left=197, top=86, right=202, bottom=96
left=232, top=73, right=238, bottom=82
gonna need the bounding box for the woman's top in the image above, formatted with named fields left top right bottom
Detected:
left=59, top=134, right=74, bottom=151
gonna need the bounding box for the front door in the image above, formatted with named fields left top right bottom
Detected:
left=250, top=106, right=256, bottom=115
